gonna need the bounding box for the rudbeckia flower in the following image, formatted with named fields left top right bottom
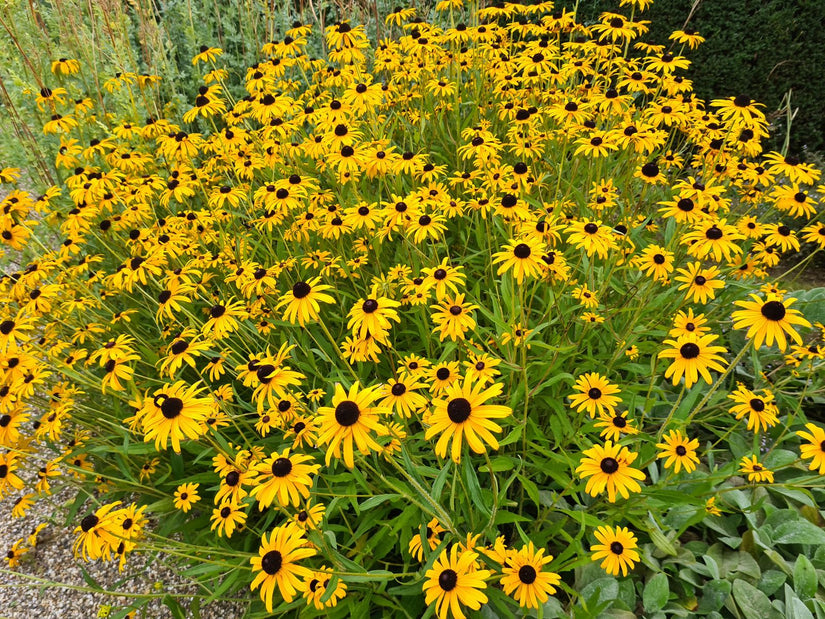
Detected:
left=275, top=277, right=335, bottom=326
left=250, top=523, right=316, bottom=612
left=425, top=378, right=512, bottom=463
left=576, top=441, right=645, bottom=502
left=422, top=545, right=491, bottom=619
left=731, top=294, right=811, bottom=350
left=590, top=526, right=639, bottom=576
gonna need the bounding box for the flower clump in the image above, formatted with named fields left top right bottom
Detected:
left=1, top=0, right=824, bottom=616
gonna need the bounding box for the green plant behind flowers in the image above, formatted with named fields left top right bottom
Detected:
left=1, top=1, right=825, bottom=618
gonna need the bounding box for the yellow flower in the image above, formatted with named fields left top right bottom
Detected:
left=732, top=294, right=811, bottom=350
left=423, top=545, right=491, bottom=619
left=425, top=378, right=512, bottom=463
left=591, top=526, right=639, bottom=576
left=656, top=430, right=700, bottom=473
left=500, top=542, right=561, bottom=609
left=250, top=523, right=316, bottom=611
left=576, top=441, right=645, bottom=502
left=316, top=382, right=389, bottom=468
left=275, top=277, right=335, bottom=326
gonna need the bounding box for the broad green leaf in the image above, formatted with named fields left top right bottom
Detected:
left=774, top=520, right=825, bottom=545
left=642, top=573, right=669, bottom=613
left=698, top=579, right=731, bottom=613
left=785, top=585, right=815, bottom=619
left=794, top=555, right=818, bottom=598
left=732, top=579, right=781, bottom=619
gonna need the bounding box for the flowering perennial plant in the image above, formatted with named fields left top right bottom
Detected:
left=1, top=1, right=825, bottom=616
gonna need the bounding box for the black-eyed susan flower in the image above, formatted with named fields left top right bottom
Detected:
left=430, top=294, right=478, bottom=342
left=0, top=452, right=24, bottom=499
left=422, top=544, right=491, bottom=619
left=409, top=517, right=445, bottom=561
left=591, top=526, right=639, bottom=576
left=210, top=499, right=247, bottom=538
left=192, top=45, right=223, bottom=65
left=463, top=352, right=501, bottom=385
left=576, top=441, right=645, bottom=502
left=51, top=57, right=81, bottom=75
left=668, top=308, right=710, bottom=338
left=727, top=384, right=779, bottom=432
left=139, top=382, right=212, bottom=452
left=73, top=501, right=122, bottom=561
left=422, top=259, right=465, bottom=300
left=302, top=566, right=348, bottom=609
left=173, top=482, right=200, bottom=513
left=568, top=373, right=621, bottom=418
left=4, top=538, right=29, bottom=568
left=674, top=262, right=724, bottom=304
left=566, top=220, right=617, bottom=259
left=595, top=411, right=638, bottom=441
left=656, top=430, right=700, bottom=473
left=276, top=277, right=335, bottom=326
left=347, top=294, right=401, bottom=339
left=379, top=376, right=429, bottom=418
left=316, top=382, right=389, bottom=468
left=500, top=542, right=561, bottom=609
left=797, top=423, right=825, bottom=474
left=732, top=294, right=811, bottom=350
left=635, top=245, right=674, bottom=281
left=682, top=219, right=744, bottom=263
left=425, top=378, right=512, bottom=463
left=740, top=455, right=773, bottom=483
left=658, top=334, right=727, bottom=388
left=292, top=502, right=325, bottom=531
left=250, top=523, right=316, bottom=612
left=11, top=493, right=35, bottom=518
left=250, top=449, right=320, bottom=509
left=492, top=237, right=545, bottom=283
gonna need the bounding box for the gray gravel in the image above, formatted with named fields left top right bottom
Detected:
left=0, top=477, right=247, bottom=619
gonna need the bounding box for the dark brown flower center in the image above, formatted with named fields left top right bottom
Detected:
left=600, top=457, right=619, bottom=474
left=80, top=514, right=98, bottom=532
left=391, top=383, right=407, bottom=396
left=271, top=457, right=292, bottom=477
left=518, top=565, right=537, bottom=584
left=514, top=243, right=532, bottom=259
left=335, top=400, right=360, bottom=426
left=261, top=550, right=283, bottom=575
left=438, top=569, right=458, bottom=591
left=292, top=281, right=311, bottom=299
left=447, top=397, right=472, bottom=423
left=761, top=300, right=786, bottom=321
left=680, top=343, right=700, bottom=359
left=161, top=397, right=183, bottom=419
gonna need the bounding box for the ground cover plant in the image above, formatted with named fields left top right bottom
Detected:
left=1, top=1, right=825, bottom=617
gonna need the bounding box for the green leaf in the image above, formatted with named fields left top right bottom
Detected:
left=794, top=555, right=817, bottom=598
left=698, top=580, right=731, bottom=613
left=581, top=576, right=619, bottom=609
left=732, top=579, right=781, bottom=619
left=643, top=573, right=669, bottom=613
left=786, top=585, right=815, bottom=619
left=462, top=457, right=491, bottom=517
left=359, top=494, right=398, bottom=511
left=758, top=570, right=787, bottom=597
left=162, top=595, right=187, bottom=619
left=773, top=519, right=825, bottom=545
left=541, top=597, right=565, bottom=618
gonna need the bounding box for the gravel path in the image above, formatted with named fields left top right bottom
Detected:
left=0, top=480, right=247, bottom=618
